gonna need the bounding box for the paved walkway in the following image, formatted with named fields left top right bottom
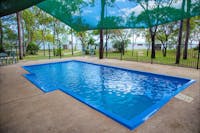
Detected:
left=0, top=57, right=199, bottom=133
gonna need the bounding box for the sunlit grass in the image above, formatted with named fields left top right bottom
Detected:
left=24, top=49, right=199, bottom=68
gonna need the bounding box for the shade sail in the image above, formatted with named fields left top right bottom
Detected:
left=0, top=0, right=44, bottom=16
left=1, top=0, right=200, bottom=31
left=37, top=0, right=200, bottom=31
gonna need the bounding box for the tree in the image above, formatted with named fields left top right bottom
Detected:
left=176, top=0, right=185, bottom=64
left=149, top=27, right=157, bottom=59
left=26, top=42, right=39, bottom=55
left=112, top=40, right=129, bottom=53
left=189, top=16, right=200, bottom=46
left=156, top=24, right=174, bottom=57
left=131, top=29, right=140, bottom=56
left=144, top=29, right=151, bottom=57
left=183, top=18, right=190, bottom=59
left=37, top=9, right=54, bottom=56
left=183, top=0, right=191, bottom=60
left=136, top=0, right=182, bottom=59
left=111, top=29, right=131, bottom=59
left=88, top=37, right=95, bottom=47
left=176, top=21, right=184, bottom=64
left=0, top=15, right=17, bottom=52
left=16, top=12, right=23, bottom=59
left=21, top=8, right=37, bottom=52
left=0, top=18, right=4, bottom=52
left=75, top=31, right=88, bottom=53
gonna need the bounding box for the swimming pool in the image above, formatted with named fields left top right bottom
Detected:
left=23, top=60, right=195, bottom=130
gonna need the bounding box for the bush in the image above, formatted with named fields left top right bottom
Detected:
left=193, top=46, right=199, bottom=51
left=26, top=42, right=39, bottom=55
left=55, top=48, right=63, bottom=56
left=112, top=40, right=128, bottom=52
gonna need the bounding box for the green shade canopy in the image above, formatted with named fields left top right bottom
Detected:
left=0, top=0, right=44, bottom=16
left=36, top=0, right=200, bottom=31
left=1, top=0, right=200, bottom=31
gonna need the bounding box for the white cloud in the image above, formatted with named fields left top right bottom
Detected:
left=95, top=16, right=100, bottom=21
left=116, top=0, right=126, bottom=2
left=109, top=10, right=116, bottom=15
left=118, top=0, right=176, bottom=17
left=83, top=9, right=92, bottom=15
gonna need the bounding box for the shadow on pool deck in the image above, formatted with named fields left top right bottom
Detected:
left=0, top=57, right=199, bottom=133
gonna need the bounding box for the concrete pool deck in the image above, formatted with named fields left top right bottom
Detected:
left=0, top=57, right=199, bottom=133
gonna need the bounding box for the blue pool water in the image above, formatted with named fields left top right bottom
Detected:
left=23, top=60, right=195, bottom=130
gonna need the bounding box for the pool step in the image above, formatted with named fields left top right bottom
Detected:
left=175, top=93, right=193, bottom=103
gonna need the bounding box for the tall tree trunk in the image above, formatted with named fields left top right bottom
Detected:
left=176, top=0, right=185, bottom=64
left=176, top=20, right=183, bottom=64
left=0, top=18, right=4, bottom=52
left=21, top=16, right=25, bottom=56
left=164, top=46, right=167, bottom=57
left=146, top=43, right=150, bottom=57
left=132, top=43, right=134, bottom=56
left=99, top=29, right=104, bottom=59
left=149, top=28, right=156, bottom=59
left=122, top=41, right=125, bottom=55
left=183, top=19, right=190, bottom=59
left=161, top=43, right=167, bottom=57
left=120, top=43, right=123, bottom=60
left=183, top=0, right=191, bottom=59
left=162, top=45, right=165, bottom=56
left=99, top=0, right=105, bottom=59
left=17, top=12, right=23, bottom=60
left=105, top=29, right=108, bottom=57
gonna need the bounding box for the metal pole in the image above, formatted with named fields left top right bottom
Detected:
left=71, top=28, right=73, bottom=56
left=197, top=41, right=200, bottom=69
left=53, top=22, right=56, bottom=56
left=120, top=44, right=122, bottom=60
left=105, top=29, right=108, bottom=58
left=48, top=43, right=50, bottom=59
left=59, top=40, right=61, bottom=59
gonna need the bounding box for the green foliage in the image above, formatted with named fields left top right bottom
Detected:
left=26, top=42, right=39, bottom=55
left=112, top=40, right=128, bottom=52
left=193, top=45, right=199, bottom=51
left=4, top=43, right=13, bottom=50
left=88, top=37, right=95, bottom=46
left=55, top=48, right=63, bottom=56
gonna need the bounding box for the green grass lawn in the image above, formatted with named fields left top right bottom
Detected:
left=23, top=49, right=199, bottom=68
left=96, top=49, right=199, bottom=68
left=24, top=49, right=82, bottom=60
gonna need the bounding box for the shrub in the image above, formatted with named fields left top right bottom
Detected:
left=193, top=45, right=199, bottom=51
left=112, top=40, right=128, bottom=52
left=26, top=42, right=39, bottom=55
left=55, top=48, right=63, bottom=56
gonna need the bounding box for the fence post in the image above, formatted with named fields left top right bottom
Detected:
left=59, top=40, right=61, bottom=59
left=197, top=41, right=200, bottom=69
left=120, top=51, right=122, bottom=60
left=48, top=43, right=50, bottom=59
left=151, top=57, right=153, bottom=64
left=120, top=44, right=123, bottom=60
